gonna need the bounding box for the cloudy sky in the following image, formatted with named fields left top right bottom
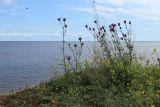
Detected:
left=0, top=0, right=160, bottom=41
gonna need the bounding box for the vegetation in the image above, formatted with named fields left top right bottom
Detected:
left=0, top=3, right=160, bottom=107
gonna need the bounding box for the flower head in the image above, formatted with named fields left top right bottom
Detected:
left=81, top=42, right=84, bottom=46
left=57, top=18, right=61, bottom=21
left=79, top=37, right=82, bottom=41
left=63, top=18, right=66, bottom=22
left=94, top=20, right=97, bottom=24
left=118, top=23, right=120, bottom=26
left=64, top=24, right=67, bottom=28
left=74, top=44, right=77, bottom=48
left=67, top=56, right=71, bottom=61
left=68, top=43, right=71, bottom=47
left=85, top=25, right=88, bottom=28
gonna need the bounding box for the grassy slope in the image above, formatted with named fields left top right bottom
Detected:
left=0, top=59, right=160, bottom=107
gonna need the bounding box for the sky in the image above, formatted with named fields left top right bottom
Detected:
left=0, top=0, right=160, bottom=41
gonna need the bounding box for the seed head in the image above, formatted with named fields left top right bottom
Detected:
left=123, top=34, right=127, bottom=37
left=74, top=44, right=77, bottom=48
left=67, top=56, right=71, bottom=61
left=94, top=20, right=97, bottom=24
left=68, top=43, right=71, bottom=47
left=98, top=32, right=101, bottom=35
left=85, top=25, right=88, bottom=28
left=63, top=18, right=66, bottom=22
left=64, top=24, right=67, bottom=28
left=118, top=23, right=120, bottom=26
left=79, top=37, right=82, bottom=41
left=57, top=18, right=61, bottom=21
left=81, top=42, right=84, bottom=46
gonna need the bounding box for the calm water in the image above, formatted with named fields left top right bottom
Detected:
left=0, top=41, right=160, bottom=94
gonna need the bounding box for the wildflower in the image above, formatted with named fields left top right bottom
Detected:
left=79, top=37, right=82, bottom=41
left=109, top=25, right=112, bottom=28
left=92, top=28, right=95, bottom=31
left=85, top=25, right=88, bottom=28
left=129, top=21, right=131, bottom=24
left=63, top=18, right=66, bottom=22
left=112, top=24, right=116, bottom=28
left=124, top=20, right=126, bottom=24
left=110, top=28, right=114, bottom=32
left=57, top=18, right=61, bottom=21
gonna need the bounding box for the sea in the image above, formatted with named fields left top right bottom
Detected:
left=0, top=41, right=160, bottom=94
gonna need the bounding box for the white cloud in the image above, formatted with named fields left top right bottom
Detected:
left=0, top=31, right=85, bottom=37
left=74, top=0, right=160, bottom=21
left=0, top=0, right=14, bottom=5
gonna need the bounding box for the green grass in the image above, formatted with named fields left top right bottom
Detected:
left=0, top=58, right=160, bottom=107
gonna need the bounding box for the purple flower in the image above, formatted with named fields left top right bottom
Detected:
left=110, top=28, right=114, bottom=32
left=112, top=24, right=116, bottom=28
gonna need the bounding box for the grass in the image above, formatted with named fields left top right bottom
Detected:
left=0, top=59, right=160, bottom=107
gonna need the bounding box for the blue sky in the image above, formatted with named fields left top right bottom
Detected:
left=0, top=0, right=160, bottom=41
